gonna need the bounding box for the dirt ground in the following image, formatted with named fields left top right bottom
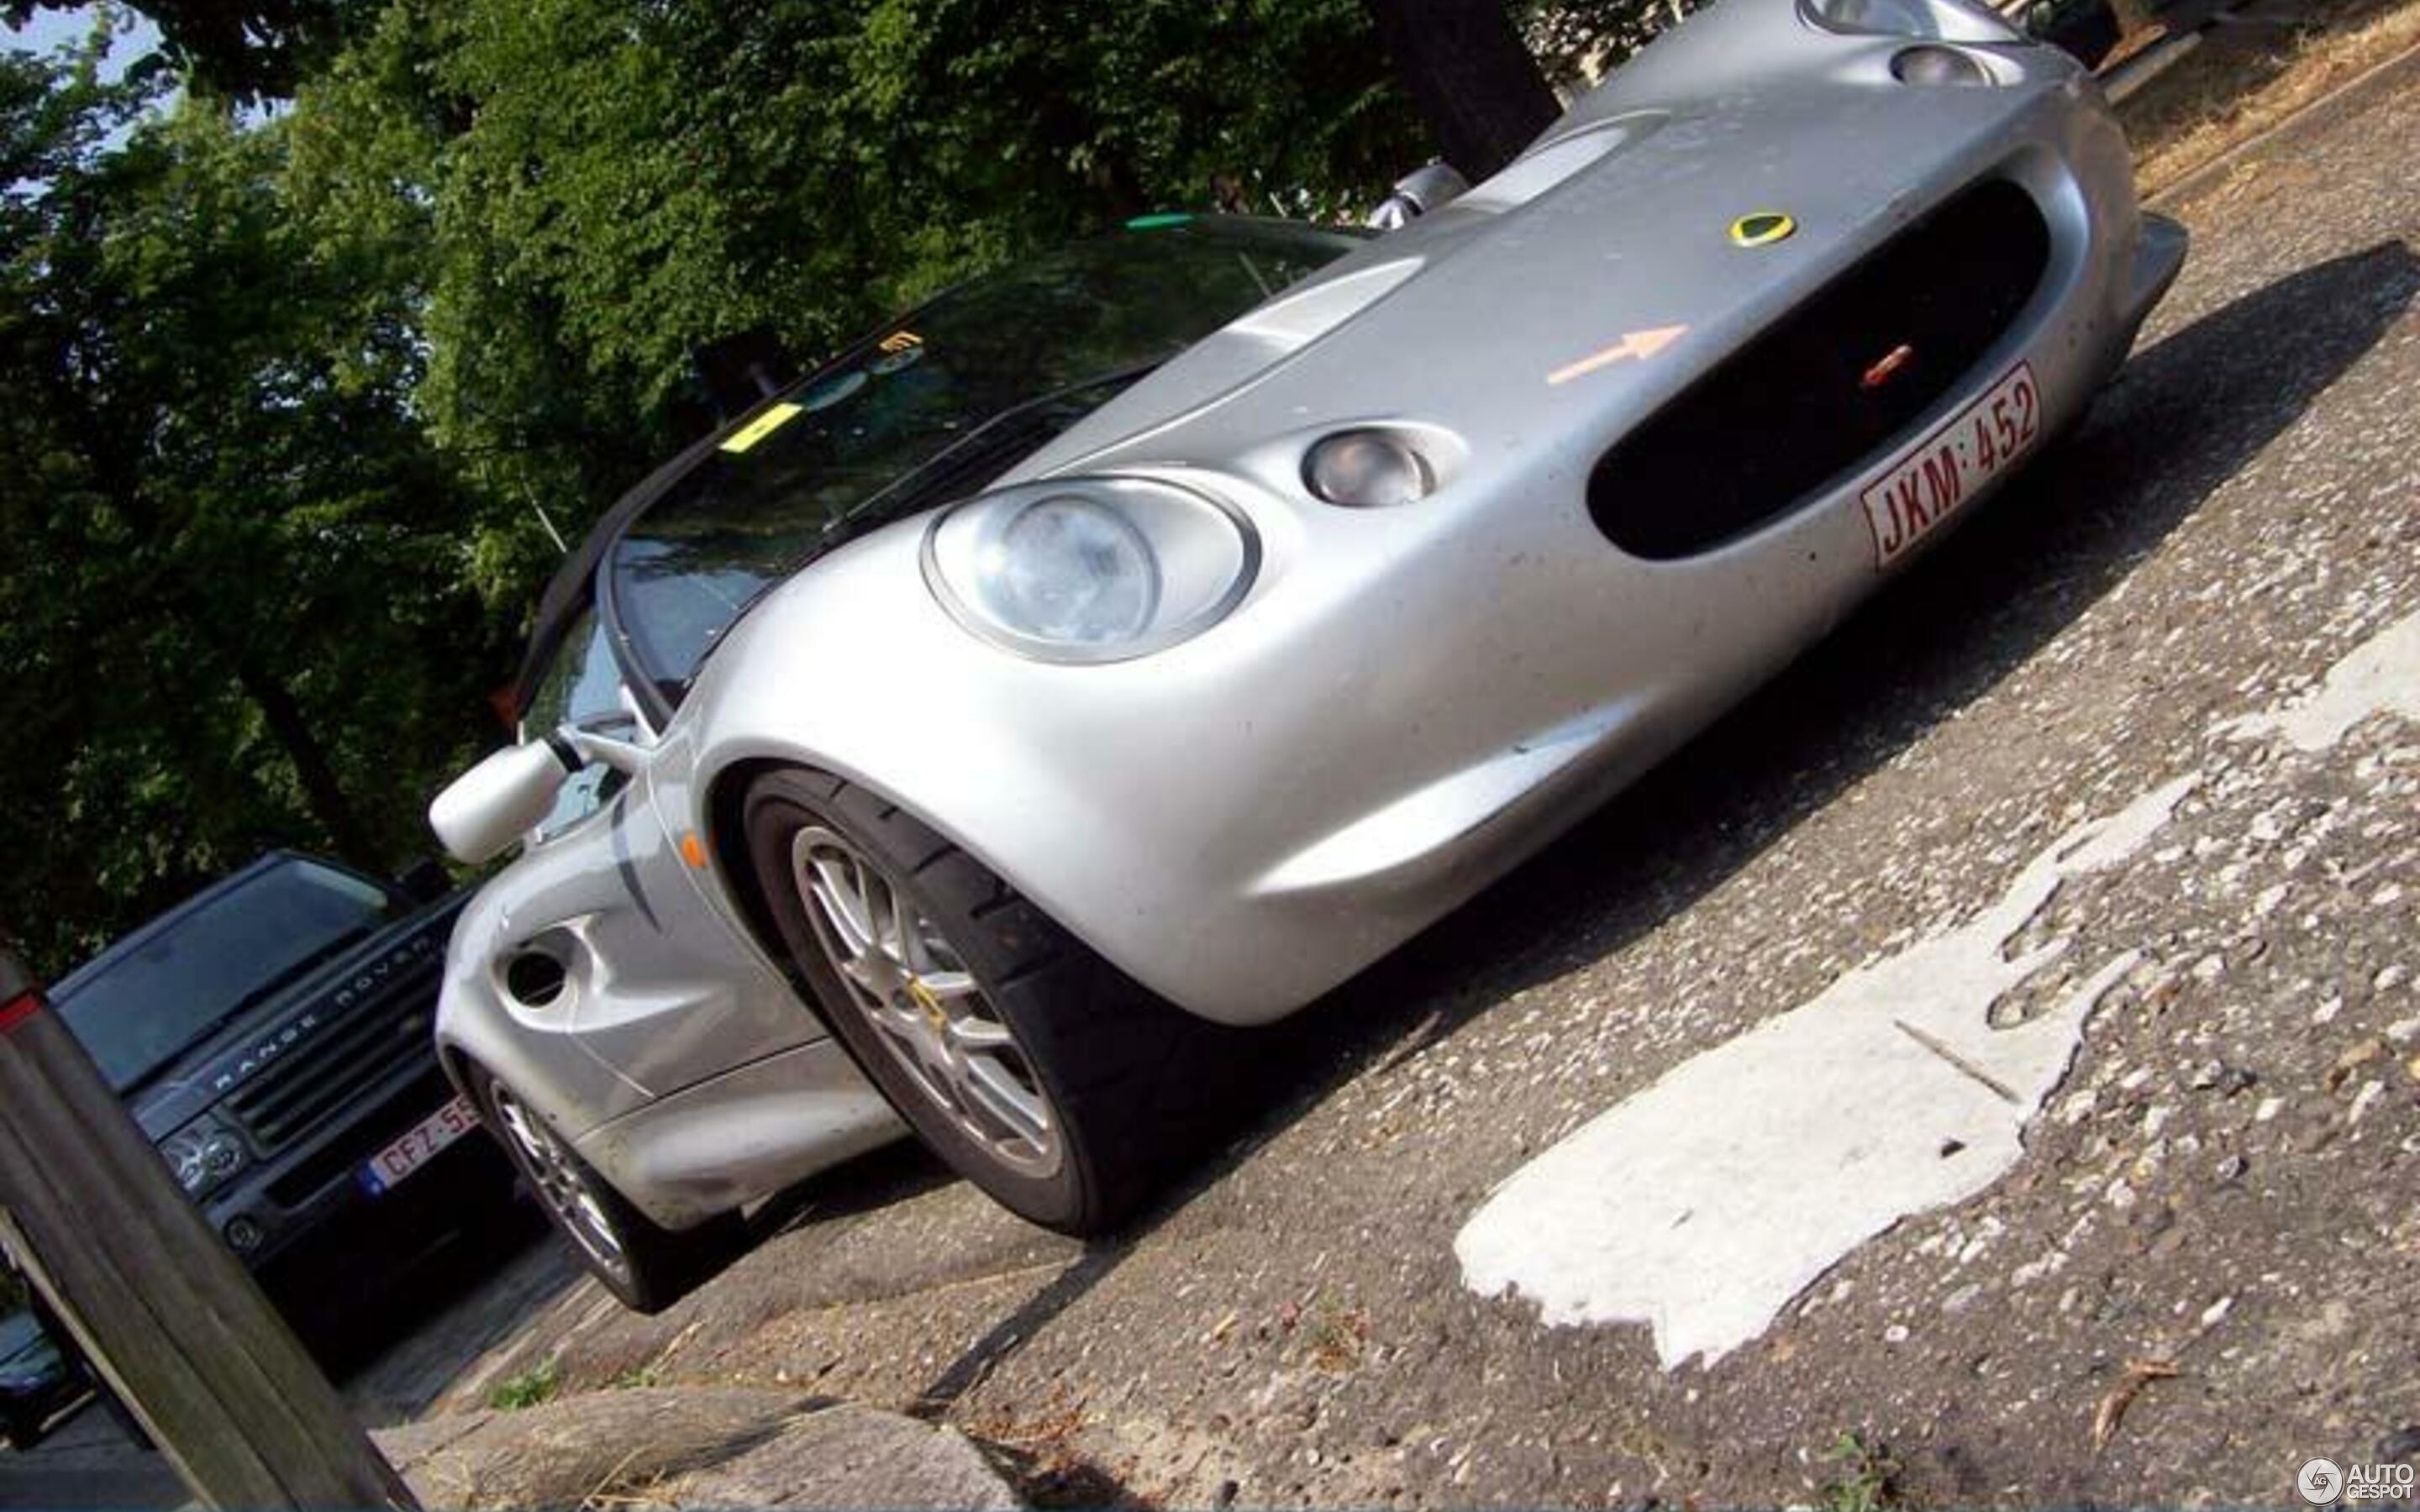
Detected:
left=410, top=24, right=2420, bottom=1512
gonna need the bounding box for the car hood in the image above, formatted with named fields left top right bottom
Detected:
left=1006, top=5, right=2093, bottom=483
left=124, top=894, right=467, bottom=1139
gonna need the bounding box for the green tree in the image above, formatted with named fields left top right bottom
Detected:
left=287, top=0, right=1428, bottom=563
left=3, top=0, right=376, bottom=102
left=0, top=39, right=510, bottom=973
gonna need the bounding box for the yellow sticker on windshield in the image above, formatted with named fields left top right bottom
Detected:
left=719, top=402, right=804, bottom=455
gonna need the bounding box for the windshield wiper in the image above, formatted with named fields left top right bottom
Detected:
left=833, top=357, right=1165, bottom=530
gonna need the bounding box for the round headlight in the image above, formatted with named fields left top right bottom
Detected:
left=926, top=475, right=1259, bottom=664
left=1893, top=43, right=1993, bottom=83
left=161, top=1120, right=245, bottom=1197
left=1304, top=430, right=1434, bottom=507
left=974, top=495, right=1162, bottom=644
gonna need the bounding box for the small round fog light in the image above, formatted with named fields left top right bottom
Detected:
left=224, top=1215, right=265, bottom=1254
left=1304, top=430, right=1434, bottom=508
left=1892, top=45, right=1991, bottom=85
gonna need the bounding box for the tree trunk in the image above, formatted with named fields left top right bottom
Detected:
left=1362, top=0, right=1561, bottom=181
left=223, top=641, right=382, bottom=874
left=172, top=594, right=382, bottom=874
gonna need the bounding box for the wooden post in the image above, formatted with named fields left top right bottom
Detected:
left=0, top=947, right=418, bottom=1509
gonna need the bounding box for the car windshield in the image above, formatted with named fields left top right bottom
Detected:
left=606, top=216, right=1364, bottom=698
left=54, top=858, right=401, bottom=1093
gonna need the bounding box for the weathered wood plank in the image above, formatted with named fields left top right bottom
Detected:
left=0, top=951, right=416, bottom=1509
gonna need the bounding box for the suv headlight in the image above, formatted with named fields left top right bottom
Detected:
left=923, top=476, right=1260, bottom=664
left=160, top=1113, right=248, bottom=1200
left=1800, top=0, right=2018, bottom=41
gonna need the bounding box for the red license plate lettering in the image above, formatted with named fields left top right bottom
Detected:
left=1861, top=362, right=2042, bottom=569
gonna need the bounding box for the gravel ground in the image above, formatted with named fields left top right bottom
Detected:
left=424, top=46, right=2420, bottom=1511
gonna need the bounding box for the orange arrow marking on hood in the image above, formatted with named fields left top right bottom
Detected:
left=1546, top=324, right=1689, bottom=386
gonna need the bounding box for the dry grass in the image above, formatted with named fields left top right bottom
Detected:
left=2128, top=0, right=2420, bottom=195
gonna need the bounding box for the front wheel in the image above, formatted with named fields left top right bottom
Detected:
left=743, top=769, right=1242, bottom=1233
left=464, top=1063, right=743, bottom=1313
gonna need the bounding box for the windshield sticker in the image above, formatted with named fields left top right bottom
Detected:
left=879, top=330, right=922, bottom=353
left=718, top=402, right=805, bottom=454
left=869, top=343, right=925, bottom=376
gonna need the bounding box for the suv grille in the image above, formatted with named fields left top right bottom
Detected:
left=224, top=942, right=441, bottom=1153
left=1590, top=179, right=2051, bottom=559
left=265, top=1065, right=455, bottom=1209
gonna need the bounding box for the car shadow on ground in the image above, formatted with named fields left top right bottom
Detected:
left=750, top=1137, right=964, bottom=1242
left=1192, top=236, right=2420, bottom=1196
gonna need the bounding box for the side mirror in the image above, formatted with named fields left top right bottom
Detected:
left=1365, top=162, right=1471, bottom=231
left=396, top=858, right=454, bottom=903
left=427, top=742, right=577, bottom=865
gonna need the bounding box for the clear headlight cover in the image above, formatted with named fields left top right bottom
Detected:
left=160, top=1114, right=247, bottom=1200
left=1800, top=0, right=2018, bottom=41
left=923, top=476, right=1260, bottom=664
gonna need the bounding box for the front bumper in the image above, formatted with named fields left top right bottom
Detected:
left=201, top=1063, right=511, bottom=1277
left=689, top=20, right=2181, bottom=1026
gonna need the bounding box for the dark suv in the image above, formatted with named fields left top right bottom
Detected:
left=49, top=853, right=512, bottom=1329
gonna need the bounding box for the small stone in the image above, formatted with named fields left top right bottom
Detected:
left=2187, top=1059, right=2225, bottom=1090
left=2255, top=1096, right=2286, bottom=1122
left=1216, top=1479, right=1241, bottom=1506
left=2379, top=964, right=2412, bottom=993
left=2328, top=1038, right=2387, bottom=1091
left=2215, top=1153, right=2249, bottom=1181
left=2349, top=1080, right=2386, bottom=1124
left=1883, top=1324, right=1910, bottom=1344
left=2406, top=1054, right=2420, bottom=1086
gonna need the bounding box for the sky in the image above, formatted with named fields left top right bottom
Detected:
left=4, top=4, right=164, bottom=80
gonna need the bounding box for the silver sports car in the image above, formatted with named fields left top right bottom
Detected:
left=429, top=0, right=2184, bottom=1308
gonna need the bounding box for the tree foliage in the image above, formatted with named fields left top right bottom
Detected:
left=3, top=0, right=376, bottom=101
left=287, top=0, right=1428, bottom=558
left=0, top=38, right=512, bottom=974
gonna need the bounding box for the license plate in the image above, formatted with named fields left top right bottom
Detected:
left=358, top=1093, right=479, bottom=1196
left=1860, top=361, right=2043, bottom=569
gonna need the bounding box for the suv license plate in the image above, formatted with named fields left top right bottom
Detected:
left=359, top=1093, right=479, bottom=1196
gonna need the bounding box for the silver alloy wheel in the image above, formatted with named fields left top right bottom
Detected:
left=489, top=1083, right=629, bottom=1278
left=789, top=825, right=1064, bottom=1179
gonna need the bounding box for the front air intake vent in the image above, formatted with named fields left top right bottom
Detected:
left=1590, top=178, right=2051, bottom=559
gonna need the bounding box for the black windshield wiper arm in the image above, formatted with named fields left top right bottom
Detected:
left=834, top=357, right=1165, bottom=529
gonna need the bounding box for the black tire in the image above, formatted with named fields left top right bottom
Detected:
left=743, top=769, right=1242, bottom=1233
left=464, top=1063, right=744, bottom=1313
